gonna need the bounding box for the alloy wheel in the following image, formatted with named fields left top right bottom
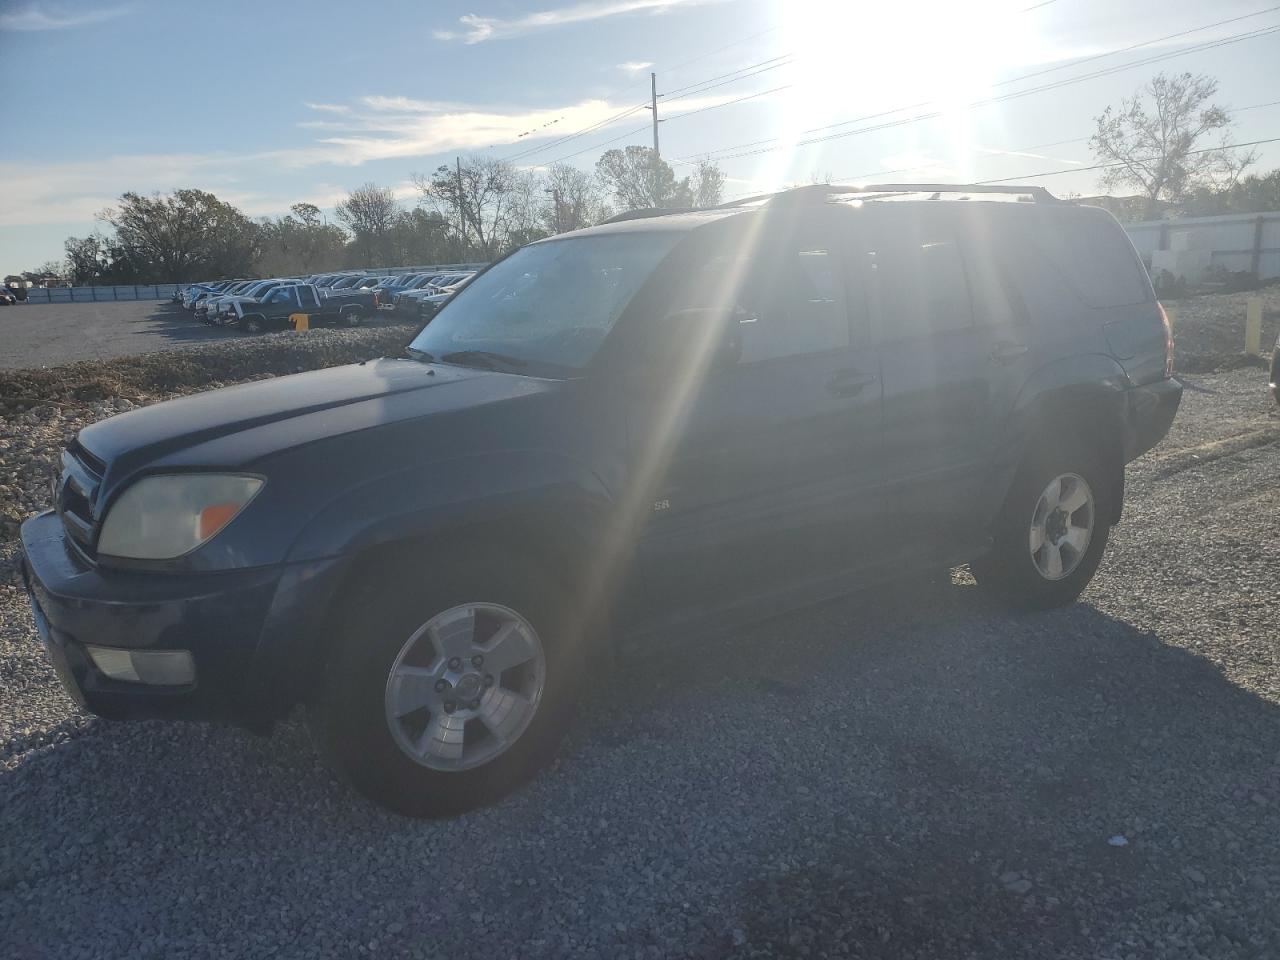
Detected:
left=383, top=603, right=546, bottom=772
left=1029, top=472, right=1094, bottom=580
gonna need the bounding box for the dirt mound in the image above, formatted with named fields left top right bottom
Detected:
left=0, top=326, right=411, bottom=408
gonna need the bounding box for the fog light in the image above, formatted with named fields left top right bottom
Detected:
left=86, top=646, right=195, bottom=686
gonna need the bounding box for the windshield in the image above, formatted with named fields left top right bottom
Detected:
left=409, top=233, right=680, bottom=375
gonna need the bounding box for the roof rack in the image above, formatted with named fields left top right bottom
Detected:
left=717, top=182, right=1060, bottom=208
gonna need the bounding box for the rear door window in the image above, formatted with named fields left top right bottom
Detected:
left=870, top=207, right=973, bottom=340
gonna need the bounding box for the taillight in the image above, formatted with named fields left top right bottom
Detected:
left=1157, top=301, right=1174, bottom=377
left=373, top=292, right=381, bottom=306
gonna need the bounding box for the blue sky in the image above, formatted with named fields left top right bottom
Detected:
left=1, top=0, right=1278, bottom=272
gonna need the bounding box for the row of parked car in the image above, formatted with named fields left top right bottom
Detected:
left=173, top=269, right=477, bottom=333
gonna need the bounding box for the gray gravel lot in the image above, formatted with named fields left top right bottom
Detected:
left=0, top=301, right=404, bottom=370
left=1, top=368, right=1278, bottom=960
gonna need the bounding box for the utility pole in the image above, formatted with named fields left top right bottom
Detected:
left=650, top=72, right=661, bottom=158
left=544, top=186, right=563, bottom=233
left=455, top=155, right=465, bottom=254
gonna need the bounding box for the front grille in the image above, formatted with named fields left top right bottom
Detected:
left=56, top=440, right=104, bottom=559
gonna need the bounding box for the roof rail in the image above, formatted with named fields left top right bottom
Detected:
left=718, top=182, right=1060, bottom=208
left=600, top=207, right=697, bottom=224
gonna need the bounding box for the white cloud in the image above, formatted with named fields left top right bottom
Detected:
left=358, top=95, right=466, bottom=113
left=435, top=0, right=715, bottom=43
left=0, top=153, right=235, bottom=226
left=0, top=2, right=130, bottom=31
left=617, top=61, right=653, bottom=74
left=274, top=94, right=684, bottom=167
left=303, top=102, right=352, bottom=115
left=0, top=87, right=762, bottom=226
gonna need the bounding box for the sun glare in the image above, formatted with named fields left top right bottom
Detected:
left=778, top=0, right=1040, bottom=182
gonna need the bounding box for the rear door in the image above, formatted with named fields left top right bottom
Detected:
left=636, top=207, right=885, bottom=614
left=866, top=204, right=1013, bottom=552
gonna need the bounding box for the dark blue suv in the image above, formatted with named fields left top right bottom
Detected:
left=21, top=184, right=1181, bottom=817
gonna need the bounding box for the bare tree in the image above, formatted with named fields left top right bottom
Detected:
left=64, top=233, right=109, bottom=285
left=1090, top=72, right=1256, bottom=217
left=290, top=202, right=324, bottom=227
left=414, top=156, right=524, bottom=258
left=334, top=183, right=400, bottom=266
left=544, top=163, right=612, bottom=233
left=257, top=208, right=348, bottom=276
left=687, top=158, right=726, bottom=208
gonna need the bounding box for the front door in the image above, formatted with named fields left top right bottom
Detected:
left=635, top=207, right=885, bottom=617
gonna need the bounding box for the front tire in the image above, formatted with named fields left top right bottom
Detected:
left=241, top=314, right=265, bottom=335
left=310, top=554, right=586, bottom=817
left=972, top=444, right=1112, bottom=609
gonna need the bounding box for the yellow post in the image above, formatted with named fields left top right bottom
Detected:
left=290, top=313, right=310, bottom=332
left=1245, top=297, right=1262, bottom=355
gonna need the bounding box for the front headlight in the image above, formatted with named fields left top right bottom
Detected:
left=98, top=474, right=264, bottom=560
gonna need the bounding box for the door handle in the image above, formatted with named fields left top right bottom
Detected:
left=989, top=341, right=1029, bottom=365
left=825, top=369, right=878, bottom=397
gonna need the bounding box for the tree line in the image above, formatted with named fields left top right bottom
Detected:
left=24, top=71, right=1280, bottom=285
left=40, top=148, right=725, bottom=285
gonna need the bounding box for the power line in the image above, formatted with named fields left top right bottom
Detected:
left=664, top=84, right=793, bottom=123
left=503, top=101, right=650, bottom=164
left=719, top=100, right=1280, bottom=201
left=694, top=22, right=1280, bottom=165
left=677, top=5, right=1280, bottom=164
left=499, top=0, right=1074, bottom=168
left=659, top=26, right=780, bottom=77
left=535, top=64, right=797, bottom=166
left=974, top=136, right=1280, bottom=183
left=660, top=55, right=795, bottom=101
left=498, top=54, right=793, bottom=166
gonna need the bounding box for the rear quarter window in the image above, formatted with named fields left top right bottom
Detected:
left=1032, top=208, right=1152, bottom=308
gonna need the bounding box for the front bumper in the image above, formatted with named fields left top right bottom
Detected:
left=20, top=510, right=346, bottom=727
left=1123, top=376, right=1183, bottom=462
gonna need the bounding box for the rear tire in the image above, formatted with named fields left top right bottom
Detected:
left=309, top=552, right=587, bottom=818
left=971, top=442, right=1112, bottom=610
left=340, top=307, right=363, bottom=327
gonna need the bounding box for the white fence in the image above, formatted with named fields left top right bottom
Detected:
left=1123, top=211, right=1280, bottom=282
left=24, top=284, right=182, bottom=304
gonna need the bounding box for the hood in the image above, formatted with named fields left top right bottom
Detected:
left=79, top=358, right=555, bottom=491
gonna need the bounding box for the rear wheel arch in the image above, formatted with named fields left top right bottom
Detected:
left=1010, top=359, right=1128, bottom=524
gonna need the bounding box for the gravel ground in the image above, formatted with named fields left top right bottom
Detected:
left=1163, top=286, right=1280, bottom=374
left=1, top=333, right=1278, bottom=958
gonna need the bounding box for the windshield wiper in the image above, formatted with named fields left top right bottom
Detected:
left=439, top=350, right=527, bottom=372
left=403, top=346, right=436, bottom=363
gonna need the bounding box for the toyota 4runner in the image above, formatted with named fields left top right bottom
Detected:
left=21, top=184, right=1181, bottom=817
